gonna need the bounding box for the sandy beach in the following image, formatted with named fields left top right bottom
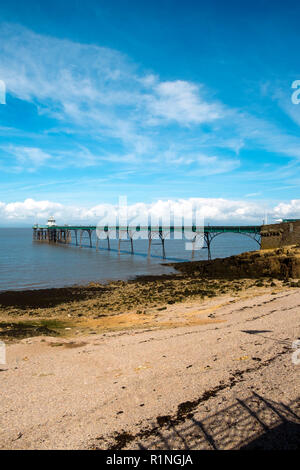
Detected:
left=0, top=249, right=299, bottom=450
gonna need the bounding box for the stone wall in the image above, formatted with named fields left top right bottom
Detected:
left=260, top=220, right=300, bottom=249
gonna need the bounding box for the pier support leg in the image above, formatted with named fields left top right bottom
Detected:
left=191, top=235, right=196, bottom=260
left=80, top=230, right=83, bottom=248
left=148, top=234, right=152, bottom=257
left=96, top=237, right=99, bottom=252
left=161, top=237, right=166, bottom=259
left=208, top=238, right=211, bottom=260
left=205, top=233, right=212, bottom=260
left=75, top=230, right=78, bottom=246
left=107, top=236, right=110, bottom=250
left=88, top=230, right=92, bottom=248
left=130, top=237, right=134, bottom=254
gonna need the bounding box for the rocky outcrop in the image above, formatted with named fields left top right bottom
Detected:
left=173, top=246, right=300, bottom=280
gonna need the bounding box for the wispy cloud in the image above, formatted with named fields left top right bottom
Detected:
left=0, top=22, right=300, bottom=194
left=0, top=145, right=106, bottom=172
left=146, top=80, right=223, bottom=126
left=2, top=145, right=52, bottom=171
left=0, top=23, right=238, bottom=176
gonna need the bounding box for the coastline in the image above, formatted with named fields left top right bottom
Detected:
left=1, top=246, right=300, bottom=341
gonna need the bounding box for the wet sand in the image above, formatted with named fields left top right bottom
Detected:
left=0, top=248, right=299, bottom=449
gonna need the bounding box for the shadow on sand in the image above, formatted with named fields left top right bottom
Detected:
left=103, top=392, right=300, bottom=450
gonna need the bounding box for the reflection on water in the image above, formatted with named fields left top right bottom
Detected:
left=0, top=228, right=259, bottom=291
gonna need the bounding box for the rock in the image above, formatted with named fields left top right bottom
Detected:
left=171, top=246, right=300, bottom=280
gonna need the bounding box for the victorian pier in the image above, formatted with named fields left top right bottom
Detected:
left=33, top=217, right=262, bottom=260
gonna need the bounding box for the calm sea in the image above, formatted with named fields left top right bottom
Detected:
left=0, top=228, right=259, bottom=291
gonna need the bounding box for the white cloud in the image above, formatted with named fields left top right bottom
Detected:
left=1, top=196, right=299, bottom=225
left=147, top=80, right=222, bottom=126
left=2, top=198, right=63, bottom=220
left=273, top=199, right=300, bottom=218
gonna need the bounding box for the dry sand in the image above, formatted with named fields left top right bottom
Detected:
left=0, top=286, right=299, bottom=449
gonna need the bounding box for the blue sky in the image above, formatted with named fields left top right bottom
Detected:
left=0, top=0, right=300, bottom=224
